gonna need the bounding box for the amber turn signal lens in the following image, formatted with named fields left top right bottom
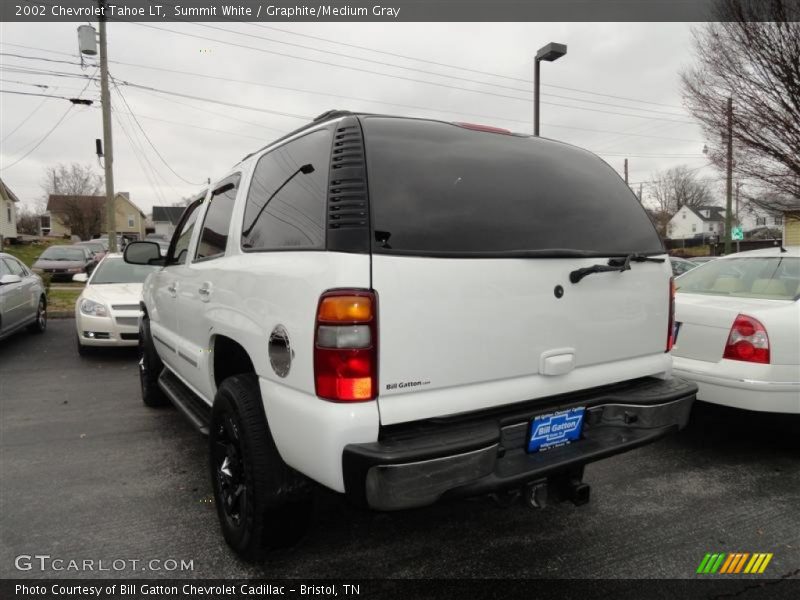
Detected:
left=318, top=295, right=373, bottom=323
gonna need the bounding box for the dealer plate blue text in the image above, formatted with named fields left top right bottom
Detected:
left=527, top=407, right=585, bottom=453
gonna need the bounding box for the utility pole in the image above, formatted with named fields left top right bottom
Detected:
left=624, top=158, right=629, bottom=185
left=735, top=181, right=741, bottom=253
left=98, top=0, right=117, bottom=253
left=638, top=183, right=643, bottom=204
left=724, top=97, right=733, bottom=255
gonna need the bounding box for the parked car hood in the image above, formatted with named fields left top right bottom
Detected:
left=33, top=259, right=86, bottom=269
left=82, top=282, right=144, bottom=307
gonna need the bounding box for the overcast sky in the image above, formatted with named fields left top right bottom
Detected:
left=0, top=21, right=717, bottom=215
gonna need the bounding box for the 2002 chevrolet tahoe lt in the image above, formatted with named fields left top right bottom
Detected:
left=124, top=111, right=697, bottom=560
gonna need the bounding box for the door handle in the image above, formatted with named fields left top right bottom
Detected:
left=167, top=282, right=178, bottom=298
left=198, top=282, right=212, bottom=302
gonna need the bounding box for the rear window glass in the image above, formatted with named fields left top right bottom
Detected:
left=676, top=256, right=800, bottom=301
left=362, top=117, right=663, bottom=256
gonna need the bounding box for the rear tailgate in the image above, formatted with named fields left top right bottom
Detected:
left=361, top=117, right=671, bottom=425
left=374, top=255, right=671, bottom=424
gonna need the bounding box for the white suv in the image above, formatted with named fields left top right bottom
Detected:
left=124, top=111, right=697, bottom=560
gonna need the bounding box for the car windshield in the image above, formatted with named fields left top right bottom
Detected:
left=79, top=242, right=105, bottom=252
left=676, top=256, right=800, bottom=301
left=40, top=247, right=85, bottom=261
left=90, top=257, right=160, bottom=284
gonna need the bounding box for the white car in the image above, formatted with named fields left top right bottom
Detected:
left=673, top=246, right=800, bottom=413
left=122, top=111, right=696, bottom=560
left=73, top=254, right=160, bottom=355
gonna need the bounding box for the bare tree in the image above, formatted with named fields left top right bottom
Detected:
left=681, top=0, right=800, bottom=211
left=40, top=163, right=105, bottom=240
left=14, top=205, right=41, bottom=236
left=60, top=197, right=104, bottom=241
left=40, top=163, right=103, bottom=207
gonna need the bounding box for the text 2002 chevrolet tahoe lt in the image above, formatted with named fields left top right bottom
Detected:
left=124, top=111, right=697, bottom=560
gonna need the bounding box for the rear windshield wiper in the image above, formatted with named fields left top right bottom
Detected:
left=570, top=253, right=665, bottom=284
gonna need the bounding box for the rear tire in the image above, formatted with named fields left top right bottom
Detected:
left=209, top=373, right=312, bottom=561
left=139, top=317, right=168, bottom=407
left=27, top=297, right=47, bottom=334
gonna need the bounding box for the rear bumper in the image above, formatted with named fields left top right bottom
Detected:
left=343, top=377, right=696, bottom=510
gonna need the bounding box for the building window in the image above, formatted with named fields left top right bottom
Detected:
left=756, top=217, right=766, bottom=226
left=40, top=215, right=51, bottom=232
left=774, top=216, right=783, bottom=226
left=6, top=206, right=11, bottom=224
left=127, top=214, right=135, bottom=228
left=682, top=213, right=686, bottom=219
left=709, top=224, right=714, bottom=232
left=692, top=224, right=697, bottom=232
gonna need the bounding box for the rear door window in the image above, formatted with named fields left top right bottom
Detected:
left=241, top=128, right=331, bottom=251
left=362, top=117, right=663, bottom=256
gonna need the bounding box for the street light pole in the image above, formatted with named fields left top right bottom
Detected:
left=533, top=42, right=567, bottom=137
left=98, top=0, right=117, bottom=253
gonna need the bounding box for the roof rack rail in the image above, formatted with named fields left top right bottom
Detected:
left=238, top=109, right=352, bottom=164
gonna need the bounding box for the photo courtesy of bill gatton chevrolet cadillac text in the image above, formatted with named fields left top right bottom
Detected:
left=123, top=111, right=697, bottom=560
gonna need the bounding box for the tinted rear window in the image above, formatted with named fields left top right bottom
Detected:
left=362, top=117, right=663, bottom=256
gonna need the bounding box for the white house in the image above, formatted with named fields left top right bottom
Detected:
left=667, top=205, right=727, bottom=241
left=151, top=206, right=186, bottom=239
left=0, top=178, right=19, bottom=243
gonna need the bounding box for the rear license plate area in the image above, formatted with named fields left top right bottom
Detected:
left=527, top=407, right=585, bottom=453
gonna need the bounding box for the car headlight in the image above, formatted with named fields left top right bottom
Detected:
left=80, top=298, right=108, bottom=317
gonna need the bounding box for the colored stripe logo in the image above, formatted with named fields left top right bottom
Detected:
left=696, top=553, right=773, bottom=574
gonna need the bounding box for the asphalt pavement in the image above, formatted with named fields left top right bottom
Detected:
left=1, top=320, right=798, bottom=580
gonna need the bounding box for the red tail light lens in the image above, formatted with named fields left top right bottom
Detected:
left=314, top=290, right=377, bottom=402
left=723, top=314, right=770, bottom=364
left=666, top=277, right=675, bottom=352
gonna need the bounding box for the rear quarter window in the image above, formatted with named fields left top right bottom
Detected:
left=361, top=117, right=663, bottom=256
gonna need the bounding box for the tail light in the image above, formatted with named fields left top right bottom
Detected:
left=666, top=277, right=675, bottom=352
left=314, top=290, right=377, bottom=402
left=723, top=314, right=770, bottom=364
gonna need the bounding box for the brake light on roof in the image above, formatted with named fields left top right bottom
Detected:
left=314, top=290, right=378, bottom=402
left=723, top=314, right=770, bottom=364
left=453, top=122, right=512, bottom=135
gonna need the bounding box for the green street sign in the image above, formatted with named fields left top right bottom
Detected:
left=732, top=226, right=744, bottom=241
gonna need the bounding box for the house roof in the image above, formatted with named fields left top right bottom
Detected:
left=47, top=192, right=145, bottom=216
left=687, top=205, right=726, bottom=222
left=0, top=178, right=20, bottom=203
left=151, top=206, right=186, bottom=225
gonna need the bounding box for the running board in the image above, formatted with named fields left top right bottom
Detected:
left=158, top=369, right=211, bottom=435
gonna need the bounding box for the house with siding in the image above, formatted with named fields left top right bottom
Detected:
left=0, top=178, right=19, bottom=244
left=41, top=192, right=146, bottom=240
left=666, top=205, right=727, bottom=241
left=151, top=206, right=186, bottom=239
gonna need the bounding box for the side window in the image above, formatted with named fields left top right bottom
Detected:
left=169, top=203, right=202, bottom=266
left=241, top=128, right=331, bottom=251
left=5, top=258, right=25, bottom=276
left=195, top=174, right=240, bottom=261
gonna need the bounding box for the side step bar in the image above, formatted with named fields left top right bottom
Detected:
left=158, top=368, right=211, bottom=435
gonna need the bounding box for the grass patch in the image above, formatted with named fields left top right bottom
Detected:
left=4, top=238, right=74, bottom=268
left=47, top=288, right=81, bottom=313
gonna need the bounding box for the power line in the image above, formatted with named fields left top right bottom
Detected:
left=5, top=50, right=698, bottom=126
left=111, top=78, right=205, bottom=185
left=1, top=88, right=56, bottom=143
left=128, top=23, right=697, bottom=124
left=0, top=38, right=687, bottom=111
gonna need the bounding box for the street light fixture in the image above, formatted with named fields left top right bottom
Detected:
left=534, top=42, right=567, bottom=136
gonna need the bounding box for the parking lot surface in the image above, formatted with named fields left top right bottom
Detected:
left=1, top=320, right=798, bottom=580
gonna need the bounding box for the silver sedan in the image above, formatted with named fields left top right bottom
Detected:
left=0, top=252, right=47, bottom=341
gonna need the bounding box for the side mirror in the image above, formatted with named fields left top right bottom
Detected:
left=124, top=241, right=164, bottom=266
left=72, top=273, right=89, bottom=283
left=0, top=274, right=23, bottom=285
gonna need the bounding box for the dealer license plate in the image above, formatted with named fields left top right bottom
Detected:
left=527, top=407, right=585, bottom=453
